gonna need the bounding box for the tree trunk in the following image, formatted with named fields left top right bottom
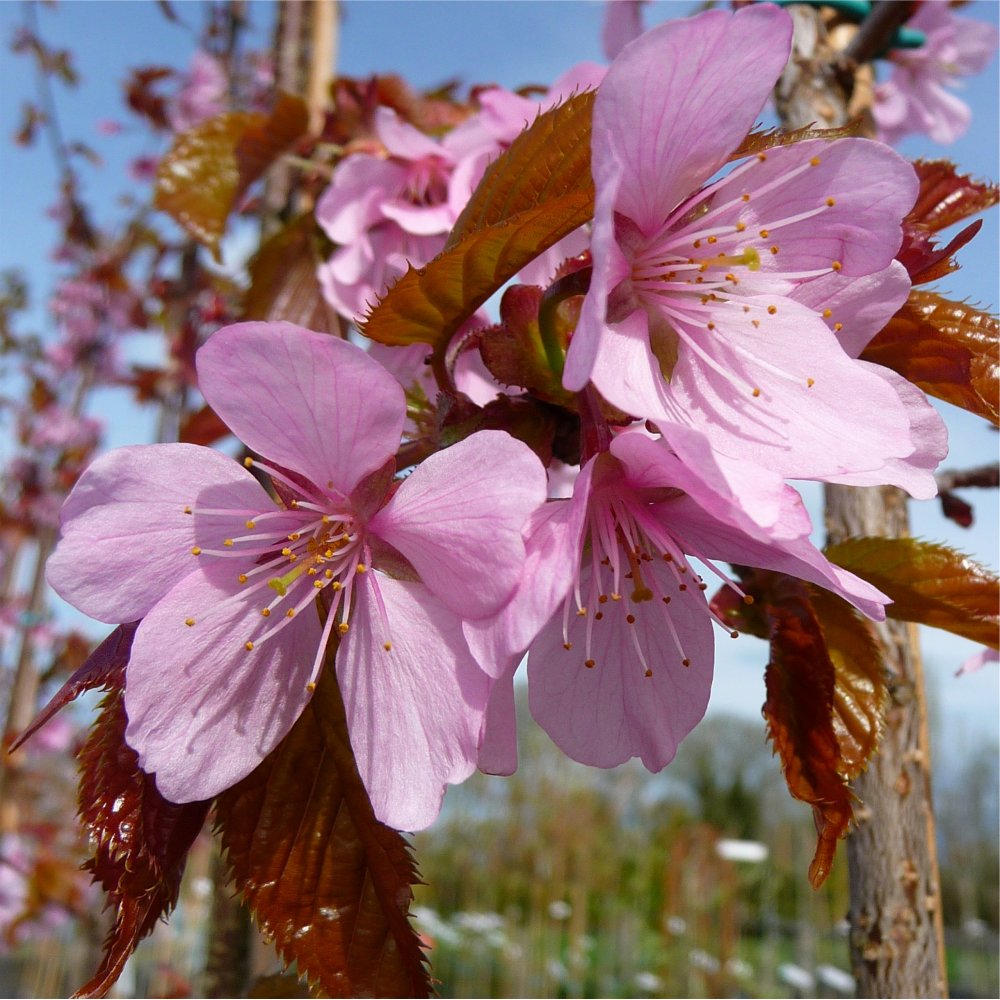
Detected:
left=774, top=5, right=947, bottom=996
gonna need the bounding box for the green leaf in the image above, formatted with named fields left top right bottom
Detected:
left=825, top=537, right=1000, bottom=648
left=154, top=93, right=308, bottom=260
left=861, top=290, right=999, bottom=426
left=215, top=655, right=430, bottom=998
left=361, top=92, right=596, bottom=349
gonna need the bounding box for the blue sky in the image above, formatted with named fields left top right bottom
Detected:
left=1, top=0, right=997, bottom=766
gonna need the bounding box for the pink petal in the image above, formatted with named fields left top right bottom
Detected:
left=337, top=574, right=489, bottom=831
left=315, top=156, right=407, bottom=243
left=528, top=559, right=714, bottom=770
left=197, top=322, right=405, bottom=495
left=593, top=5, right=792, bottom=232
left=819, top=362, right=947, bottom=499
left=666, top=296, right=923, bottom=484
left=124, top=563, right=322, bottom=802
left=46, top=444, right=273, bottom=623
left=463, top=475, right=591, bottom=676
left=375, top=106, right=452, bottom=163
left=602, top=0, right=646, bottom=59
left=478, top=666, right=519, bottom=776
left=791, top=261, right=911, bottom=357
left=369, top=430, right=546, bottom=621
left=710, top=138, right=917, bottom=277
left=665, top=492, right=889, bottom=621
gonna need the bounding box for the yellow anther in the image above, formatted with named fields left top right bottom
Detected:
left=752, top=387, right=761, bottom=398
left=770, top=245, right=779, bottom=255
left=308, top=567, right=319, bottom=575
left=756, top=152, right=767, bottom=162
left=261, top=608, right=271, bottom=617
left=809, top=156, right=821, bottom=166
left=707, top=322, right=716, bottom=331
left=185, top=618, right=195, bottom=627
left=286, top=609, right=295, bottom=618
left=238, top=573, right=248, bottom=584
left=245, top=641, right=254, bottom=651
left=289, top=499, right=299, bottom=509
left=767, top=305, right=777, bottom=315
left=807, top=377, right=816, bottom=388
left=742, top=304, right=750, bottom=312
left=356, top=563, right=367, bottom=573
left=822, top=308, right=832, bottom=318
left=325, top=569, right=333, bottom=579
left=585, top=659, right=596, bottom=669
left=707, top=235, right=717, bottom=244
left=306, top=681, right=316, bottom=693
left=331, top=581, right=342, bottom=591
left=183, top=505, right=192, bottom=515
left=338, top=622, right=350, bottom=635
left=693, top=239, right=702, bottom=249
left=191, top=546, right=202, bottom=556
left=224, top=539, right=234, bottom=547
left=243, top=457, right=254, bottom=468
left=611, top=593, right=622, bottom=602
left=288, top=532, right=301, bottom=541
left=825, top=196, right=836, bottom=207
left=735, top=221, right=747, bottom=232
left=831, top=260, right=843, bottom=272
left=759, top=228, right=770, bottom=239
left=314, top=580, right=324, bottom=589
left=245, top=520, right=256, bottom=529
left=383, top=642, right=393, bottom=652
left=563, top=642, right=572, bottom=650
left=576, top=607, right=587, bottom=617
left=645, top=669, right=653, bottom=677
left=751, top=319, right=761, bottom=328
left=834, top=322, right=843, bottom=331
left=741, top=193, right=750, bottom=202
left=743, top=595, right=755, bottom=605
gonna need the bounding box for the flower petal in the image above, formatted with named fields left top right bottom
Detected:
left=666, top=296, right=924, bottom=484
left=594, top=5, right=792, bottom=232
left=124, top=563, right=323, bottom=802
left=478, top=665, right=520, bottom=776
left=197, top=322, right=405, bottom=495
left=665, top=492, right=889, bottom=621
left=370, top=430, right=546, bottom=621
left=528, top=559, right=713, bottom=770
left=337, top=574, right=489, bottom=831
left=46, top=443, right=274, bottom=623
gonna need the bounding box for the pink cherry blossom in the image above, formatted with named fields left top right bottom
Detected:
left=565, top=4, right=946, bottom=500
left=316, top=108, right=498, bottom=324
left=167, top=50, right=228, bottom=132
left=470, top=430, right=888, bottom=773
left=956, top=645, right=998, bottom=678
left=874, top=2, right=999, bottom=145
left=46, top=321, right=546, bottom=830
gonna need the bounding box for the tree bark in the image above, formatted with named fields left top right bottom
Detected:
left=774, top=5, right=947, bottom=996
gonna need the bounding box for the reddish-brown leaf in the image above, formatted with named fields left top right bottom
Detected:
left=825, top=536, right=1000, bottom=648
left=243, top=214, right=342, bottom=332
left=762, top=586, right=857, bottom=889
left=215, top=658, right=430, bottom=998
left=731, top=121, right=863, bottom=161
left=362, top=92, right=595, bottom=349
left=74, top=686, right=210, bottom=998
left=861, top=289, right=999, bottom=425
left=178, top=403, right=230, bottom=448
left=907, top=159, right=999, bottom=233
left=154, top=93, right=308, bottom=260
left=9, top=622, right=138, bottom=753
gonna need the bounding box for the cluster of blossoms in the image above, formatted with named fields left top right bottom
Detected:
left=48, top=5, right=950, bottom=831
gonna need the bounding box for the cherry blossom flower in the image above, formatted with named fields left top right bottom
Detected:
left=470, top=430, right=888, bottom=772
left=956, top=646, right=998, bottom=678
left=46, top=322, right=546, bottom=830
left=564, top=4, right=946, bottom=499
left=167, top=50, right=228, bottom=132
left=874, top=2, right=999, bottom=145
left=316, top=108, right=497, bottom=323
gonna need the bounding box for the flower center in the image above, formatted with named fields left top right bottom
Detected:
left=181, top=456, right=394, bottom=692
left=559, top=487, right=748, bottom=679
